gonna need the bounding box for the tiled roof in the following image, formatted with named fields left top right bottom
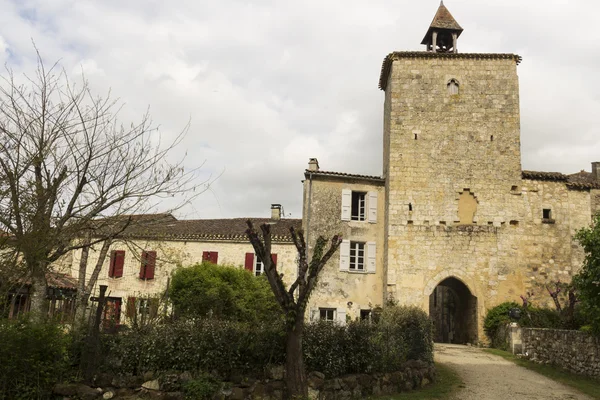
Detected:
left=305, top=169, right=385, bottom=183
left=18, top=272, right=78, bottom=291
left=522, top=170, right=600, bottom=189
left=378, top=52, right=522, bottom=90
left=113, top=217, right=302, bottom=243
left=522, top=170, right=568, bottom=181
left=421, top=2, right=463, bottom=45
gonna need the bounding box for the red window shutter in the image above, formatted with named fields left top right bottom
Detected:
left=126, top=297, right=136, bottom=319
left=244, top=253, right=254, bottom=272
left=145, top=251, right=156, bottom=280
left=202, top=251, right=210, bottom=262
left=108, top=251, right=116, bottom=277
left=271, top=253, right=278, bottom=267
left=114, top=251, right=125, bottom=278
left=211, top=252, right=218, bottom=264
left=139, top=252, right=147, bottom=279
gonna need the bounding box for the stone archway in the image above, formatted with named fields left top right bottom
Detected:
left=429, top=277, right=478, bottom=344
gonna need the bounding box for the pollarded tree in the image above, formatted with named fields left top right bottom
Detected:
left=246, top=220, right=341, bottom=399
left=0, top=52, right=207, bottom=320
left=574, top=213, right=600, bottom=335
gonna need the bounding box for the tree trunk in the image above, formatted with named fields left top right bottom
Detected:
left=74, top=244, right=91, bottom=326
left=285, top=317, right=308, bottom=399
left=29, top=264, right=48, bottom=322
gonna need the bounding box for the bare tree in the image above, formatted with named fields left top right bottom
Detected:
left=0, top=52, right=209, bottom=320
left=246, top=220, right=341, bottom=399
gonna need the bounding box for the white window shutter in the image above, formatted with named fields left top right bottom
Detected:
left=337, top=308, right=346, bottom=326
left=367, top=241, right=376, bottom=273
left=309, top=308, right=317, bottom=321
left=368, top=191, right=378, bottom=223
left=339, top=240, right=350, bottom=271
left=341, top=189, right=352, bottom=221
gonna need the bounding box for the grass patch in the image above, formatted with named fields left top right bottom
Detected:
left=484, top=348, right=600, bottom=399
left=371, top=363, right=463, bottom=400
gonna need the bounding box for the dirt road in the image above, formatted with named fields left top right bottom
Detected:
left=435, top=344, right=593, bottom=400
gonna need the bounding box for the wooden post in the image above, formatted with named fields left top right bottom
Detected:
left=452, top=33, right=458, bottom=53
left=432, top=31, right=438, bottom=53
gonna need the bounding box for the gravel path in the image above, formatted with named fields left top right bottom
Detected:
left=435, top=343, right=593, bottom=400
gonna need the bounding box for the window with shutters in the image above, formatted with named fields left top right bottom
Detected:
left=341, top=189, right=378, bottom=223
left=447, top=79, right=459, bottom=95
left=245, top=253, right=277, bottom=276
left=202, top=251, right=218, bottom=264
left=108, top=250, right=125, bottom=278
left=340, top=240, right=376, bottom=273
left=102, top=297, right=122, bottom=332
left=349, top=242, right=365, bottom=271
left=319, top=308, right=335, bottom=321
left=139, top=250, right=156, bottom=280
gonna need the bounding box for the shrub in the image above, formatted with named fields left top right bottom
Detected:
left=484, top=302, right=519, bottom=349
left=101, top=318, right=286, bottom=378
left=0, top=318, right=71, bottom=400
left=170, top=262, right=281, bottom=324
left=304, top=305, right=433, bottom=377
left=574, top=214, right=600, bottom=336
left=183, top=374, right=222, bottom=400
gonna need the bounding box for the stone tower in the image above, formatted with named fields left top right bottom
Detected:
left=380, top=2, right=524, bottom=342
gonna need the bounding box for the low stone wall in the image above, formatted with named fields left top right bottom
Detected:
left=522, top=328, right=600, bottom=378
left=53, top=360, right=435, bottom=399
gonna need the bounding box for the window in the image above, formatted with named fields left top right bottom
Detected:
left=103, top=297, right=122, bottom=332
left=543, top=209, right=552, bottom=219
left=447, top=79, right=459, bottom=95
left=360, top=309, right=372, bottom=321
left=202, top=251, right=218, bottom=264
left=108, top=250, right=125, bottom=278
left=542, top=209, right=555, bottom=224
left=244, top=253, right=277, bottom=276
left=255, top=257, right=264, bottom=276
left=341, top=189, right=378, bottom=223
left=351, top=192, right=366, bottom=221
left=139, top=250, right=156, bottom=280
left=319, top=308, right=335, bottom=321
left=340, top=241, right=376, bottom=273
left=349, top=242, right=365, bottom=271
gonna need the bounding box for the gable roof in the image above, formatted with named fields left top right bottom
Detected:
left=103, top=216, right=302, bottom=243
left=421, top=2, right=463, bottom=45
left=305, top=169, right=385, bottom=184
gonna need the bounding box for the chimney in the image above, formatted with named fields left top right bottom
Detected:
left=593, top=162, right=600, bottom=182
left=308, top=158, right=320, bottom=171
left=271, top=204, right=282, bottom=221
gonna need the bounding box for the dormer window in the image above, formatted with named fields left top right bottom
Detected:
left=448, top=79, right=459, bottom=95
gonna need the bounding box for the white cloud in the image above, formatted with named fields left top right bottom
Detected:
left=0, top=0, right=598, bottom=218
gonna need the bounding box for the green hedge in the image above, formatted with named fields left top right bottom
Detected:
left=0, top=318, right=71, bottom=400
left=102, top=305, right=433, bottom=379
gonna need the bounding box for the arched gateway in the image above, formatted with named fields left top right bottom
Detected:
left=429, top=277, right=478, bottom=344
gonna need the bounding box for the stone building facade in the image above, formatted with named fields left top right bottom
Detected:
left=301, top=3, right=600, bottom=342
left=61, top=210, right=301, bottom=327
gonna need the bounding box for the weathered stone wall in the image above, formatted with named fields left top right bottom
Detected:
left=63, top=361, right=435, bottom=400
left=522, top=328, right=600, bottom=378
left=302, top=176, right=385, bottom=321
left=66, top=238, right=298, bottom=324
left=380, top=54, right=592, bottom=341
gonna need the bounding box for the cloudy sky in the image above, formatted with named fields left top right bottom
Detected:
left=1, top=0, right=598, bottom=219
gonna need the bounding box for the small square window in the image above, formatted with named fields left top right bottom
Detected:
left=319, top=308, right=335, bottom=321
left=360, top=309, right=372, bottom=321
left=543, top=209, right=551, bottom=219
left=351, top=192, right=366, bottom=221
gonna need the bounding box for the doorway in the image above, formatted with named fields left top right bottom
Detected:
left=429, top=277, right=477, bottom=344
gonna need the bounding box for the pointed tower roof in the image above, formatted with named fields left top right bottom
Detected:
left=421, top=2, right=463, bottom=45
